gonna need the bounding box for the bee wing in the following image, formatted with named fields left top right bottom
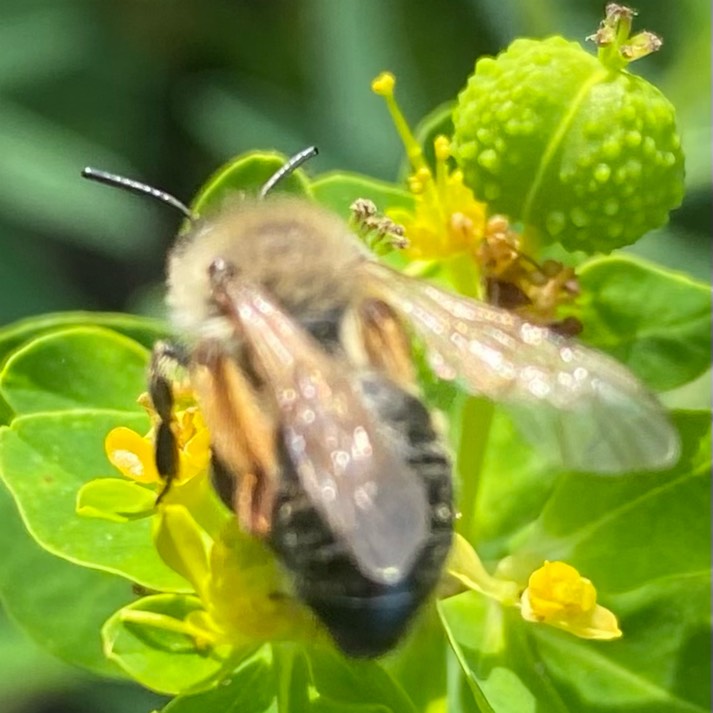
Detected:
left=224, top=280, right=428, bottom=585
left=362, top=262, right=680, bottom=473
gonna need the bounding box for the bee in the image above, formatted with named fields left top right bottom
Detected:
left=82, top=148, right=679, bottom=657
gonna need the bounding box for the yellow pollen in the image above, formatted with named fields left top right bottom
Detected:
left=415, top=167, right=431, bottom=184
left=434, top=135, right=451, bottom=161
left=372, top=70, right=426, bottom=172
left=408, top=176, right=425, bottom=194
left=451, top=212, right=474, bottom=238
left=371, top=71, right=395, bottom=97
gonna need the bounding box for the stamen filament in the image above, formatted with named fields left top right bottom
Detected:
left=372, top=72, right=427, bottom=171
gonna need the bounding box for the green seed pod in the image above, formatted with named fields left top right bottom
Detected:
left=452, top=22, right=685, bottom=253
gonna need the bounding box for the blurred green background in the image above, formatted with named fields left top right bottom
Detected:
left=0, top=1, right=709, bottom=712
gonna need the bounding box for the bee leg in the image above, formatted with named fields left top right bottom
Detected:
left=202, top=260, right=278, bottom=535
left=210, top=452, right=235, bottom=510
left=149, top=340, right=188, bottom=504
left=238, top=470, right=273, bottom=537
left=212, top=452, right=273, bottom=537
left=356, top=298, right=416, bottom=388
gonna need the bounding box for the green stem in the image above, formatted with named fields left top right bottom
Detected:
left=274, top=643, right=294, bottom=712
left=438, top=252, right=495, bottom=543
left=456, top=396, right=495, bottom=544
left=119, top=609, right=216, bottom=643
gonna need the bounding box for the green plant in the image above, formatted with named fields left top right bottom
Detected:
left=0, top=6, right=709, bottom=712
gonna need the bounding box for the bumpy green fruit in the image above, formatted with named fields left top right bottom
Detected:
left=452, top=36, right=685, bottom=252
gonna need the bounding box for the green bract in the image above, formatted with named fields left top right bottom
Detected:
left=452, top=36, right=685, bottom=252
left=189, top=151, right=312, bottom=216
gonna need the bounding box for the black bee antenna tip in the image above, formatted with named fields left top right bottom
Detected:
left=260, top=146, right=319, bottom=198
left=81, top=167, right=195, bottom=221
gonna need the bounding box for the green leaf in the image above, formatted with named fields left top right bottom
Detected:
left=0, top=483, right=130, bottom=677
left=0, top=324, right=189, bottom=590
left=382, top=605, right=450, bottom=713
left=575, top=255, right=712, bottom=391
left=662, top=369, right=712, bottom=412
left=0, top=603, right=85, bottom=703
left=306, top=647, right=419, bottom=713
left=154, top=506, right=212, bottom=596
left=440, top=595, right=569, bottom=713
left=0, top=312, right=169, bottom=359
left=160, top=647, right=275, bottom=712
left=442, top=409, right=711, bottom=712
left=0, top=414, right=187, bottom=591
left=0, top=326, right=149, bottom=414
left=190, top=150, right=312, bottom=217
left=0, top=316, right=179, bottom=679
left=166, top=641, right=431, bottom=713
left=498, top=410, right=711, bottom=711
left=0, top=314, right=167, bottom=427
left=103, top=593, right=239, bottom=695
left=77, top=478, right=157, bottom=522
left=311, top=171, right=415, bottom=219
left=530, top=573, right=711, bottom=712
left=513, top=410, right=711, bottom=588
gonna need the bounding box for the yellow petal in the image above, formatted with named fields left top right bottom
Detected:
left=520, top=561, right=622, bottom=640
left=521, top=588, right=622, bottom=640
left=177, top=422, right=211, bottom=482
left=440, top=534, right=519, bottom=604
left=105, top=427, right=160, bottom=484
left=207, top=522, right=319, bottom=645
left=526, top=561, right=597, bottom=619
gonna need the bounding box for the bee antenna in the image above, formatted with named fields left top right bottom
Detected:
left=81, top=167, right=196, bottom=221
left=259, top=146, right=319, bottom=198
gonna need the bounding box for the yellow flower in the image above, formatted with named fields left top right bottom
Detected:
left=153, top=505, right=319, bottom=649
left=372, top=72, right=488, bottom=260
left=372, top=72, right=582, bottom=328
left=520, top=561, right=622, bottom=640
left=105, top=391, right=211, bottom=487
left=444, top=540, right=621, bottom=641
left=105, top=426, right=160, bottom=484
left=205, top=518, right=319, bottom=646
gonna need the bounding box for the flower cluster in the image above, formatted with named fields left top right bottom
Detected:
left=79, top=388, right=319, bottom=651
left=371, top=71, right=487, bottom=262
left=521, top=560, right=621, bottom=639
left=445, top=536, right=621, bottom=640
left=106, top=392, right=210, bottom=488
left=371, top=71, right=581, bottom=330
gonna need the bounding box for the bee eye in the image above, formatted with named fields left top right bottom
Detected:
left=208, top=258, right=238, bottom=283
